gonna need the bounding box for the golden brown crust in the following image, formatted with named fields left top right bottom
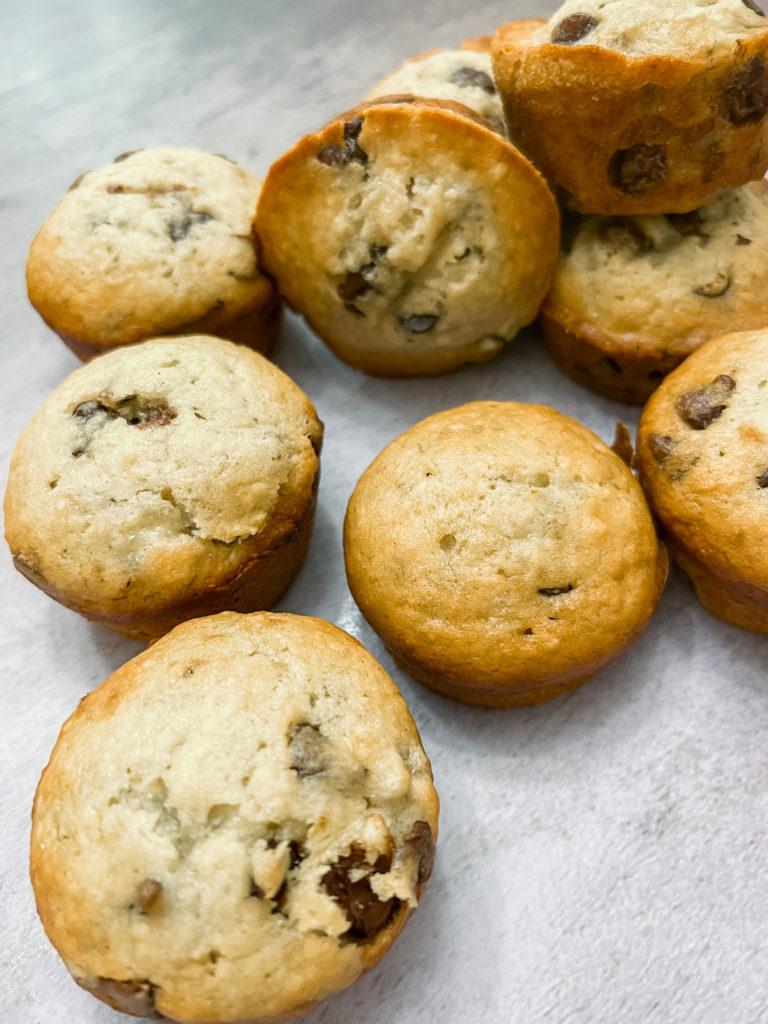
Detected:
left=492, top=22, right=768, bottom=214
left=254, top=98, right=558, bottom=377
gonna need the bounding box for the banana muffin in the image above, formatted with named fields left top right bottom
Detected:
left=27, top=147, right=280, bottom=359
left=4, top=336, right=322, bottom=642
left=637, top=327, right=768, bottom=631
left=492, top=0, right=768, bottom=214
left=254, top=97, right=558, bottom=377
left=345, top=402, right=667, bottom=707
left=541, top=181, right=768, bottom=403
left=30, top=611, right=439, bottom=1023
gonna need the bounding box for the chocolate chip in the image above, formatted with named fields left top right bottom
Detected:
left=743, top=0, right=765, bottom=16
left=665, top=210, right=704, bottom=236
left=648, top=434, right=677, bottom=462
left=724, top=58, right=768, bottom=125
left=343, top=117, right=368, bottom=163
left=134, top=402, right=176, bottom=427
left=73, top=396, right=176, bottom=428
left=598, top=218, right=654, bottom=251
left=289, top=723, right=328, bottom=778
left=402, top=821, right=435, bottom=886
left=538, top=584, right=573, bottom=596
left=137, top=879, right=163, bottom=913
left=523, top=627, right=534, bottom=635
left=448, top=66, right=496, bottom=94
left=322, top=844, right=400, bottom=941
left=79, top=978, right=167, bottom=1021
left=758, top=469, right=768, bottom=487
left=608, top=144, right=667, bottom=195
left=611, top=421, right=634, bottom=467
left=399, top=314, right=439, bottom=333
left=551, top=13, right=598, bottom=44
left=113, top=149, right=142, bottom=163
left=676, top=374, right=735, bottom=429
left=693, top=272, right=731, bottom=297
left=736, top=234, right=752, bottom=245
left=316, top=145, right=347, bottom=166
left=73, top=399, right=114, bottom=420
left=338, top=269, right=373, bottom=301
left=167, top=210, right=213, bottom=242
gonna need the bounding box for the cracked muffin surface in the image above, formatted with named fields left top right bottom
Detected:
left=637, top=328, right=768, bottom=632
left=26, top=147, right=279, bottom=359
left=4, top=336, right=322, bottom=641
left=254, top=98, right=558, bottom=377
left=30, top=611, right=438, bottom=1023
left=344, top=402, right=667, bottom=707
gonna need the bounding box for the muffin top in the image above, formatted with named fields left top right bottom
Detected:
left=637, top=328, right=768, bottom=587
left=366, top=49, right=506, bottom=132
left=31, top=611, right=438, bottom=1023
left=545, top=181, right=768, bottom=356
left=27, top=147, right=273, bottom=345
left=345, top=402, right=666, bottom=695
left=538, top=0, right=768, bottom=57
left=4, top=336, right=322, bottom=614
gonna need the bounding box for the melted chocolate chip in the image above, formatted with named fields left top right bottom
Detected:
left=137, top=879, right=162, bottom=913
left=289, top=723, right=328, bottom=778
left=666, top=210, right=704, bottom=237
left=322, top=844, right=401, bottom=941
left=693, top=272, right=731, bottom=298
left=400, top=314, right=439, bottom=333
left=402, top=821, right=435, bottom=886
left=736, top=234, right=752, bottom=245
left=724, top=58, right=768, bottom=125
left=316, top=145, right=347, bottom=166
left=79, top=978, right=167, bottom=1021
left=551, top=13, right=598, bottom=44
left=538, top=584, right=573, bottom=596
left=598, top=218, right=653, bottom=251
left=757, top=468, right=768, bottom=487
left=676, top=374, right=735, bottom=429
left=611, top=421, right=634, bottom=467
left=338, top=268, right=373, bottom=301
left=648, top=434, right=677, bottom=462
left=317, top=117, right=369, bottom=167
left=167, top=210, right=213, bottom=242
left=448, top=66, right=496, bottom=94
left=608, top=144, right=667, bottom=195
left=743, top=0, right=765, bottom=16
left=73, top=396, right=176, bottom=428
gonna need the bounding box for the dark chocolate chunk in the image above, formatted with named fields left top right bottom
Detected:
left=77, top=978, right=167, bottom=1021
left=137, top=879, right=163, bottom=913
left=608, top=144, right=667, bottom=195
left=551, top=13, right=598, bottom=44
left=289, top=722, right=328, bottom=778
left=724, top=58, right=768, bottom=125
left=338, top=269, right=372, bottom=301
left=693, top=272, right=731, bottom=297
left=322, top=843, right=400, bottom=941
left=758, top=469, right=768, bottom=487
left=402, top=821, right=435, bottom=886
left=743, top=0, right=765, bottom=17
left=538, top=584, right=573, bottom=596
left=665, top=210, right=704, bottom=237
left=73, top=396, right=176, bottom=428
left=611, top=421, right=634, bottom=467
left=167, top=210, right=213, bottom=242
left=598, top=217, right=654, bottom=251
left=317, top=117, right=369, bottom=166
left=676, top=374, right=735, bottom=429
left=736, top=234, right=752, bottom=245
left=647, top=434, right=677, bottom=462
left=316, top=145, right=347, bottom=166
left=399, top=314, right=439, bottom=334
left=448, top=66, right=496, bottom=95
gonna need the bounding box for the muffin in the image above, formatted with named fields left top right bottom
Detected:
left=492, top=0, right=768, bottom=214
left=4, top=336, right=322, bottom=642
left=27, top=147, right=280, bottom=360
left=637, top=327, right=768, bottom=632
left=541, top=181, right=768, bottom=403
left=345, top=402, right=667, bottom=707
left=254, top=97, right=559, bottom=377
left=30, top=611, right=439, bottom=1023
left=365, top=47, right=507, bottom=133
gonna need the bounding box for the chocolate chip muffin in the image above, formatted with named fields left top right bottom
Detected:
left=637, top=328, right=768, bottom=631
left=30, top=611, right=439, bottom=1023
left=27, top=147, right=280, bottom=360
left=344, top=402, right=667, bottom=707
left=365, top=48, right=507, bottom=134
left=254, top=97, right=558, bottom=377
left=541, top=181, right=768, bottom=403
left=492, top=1, right=768, bottom=214
left=4, top=336, right=322, bottom=642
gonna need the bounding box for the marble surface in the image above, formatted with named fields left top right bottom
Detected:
left=2, top=2, right=767, bottom=1022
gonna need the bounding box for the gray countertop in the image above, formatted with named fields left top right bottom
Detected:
left=2, top=2, right=767, bottom=1022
